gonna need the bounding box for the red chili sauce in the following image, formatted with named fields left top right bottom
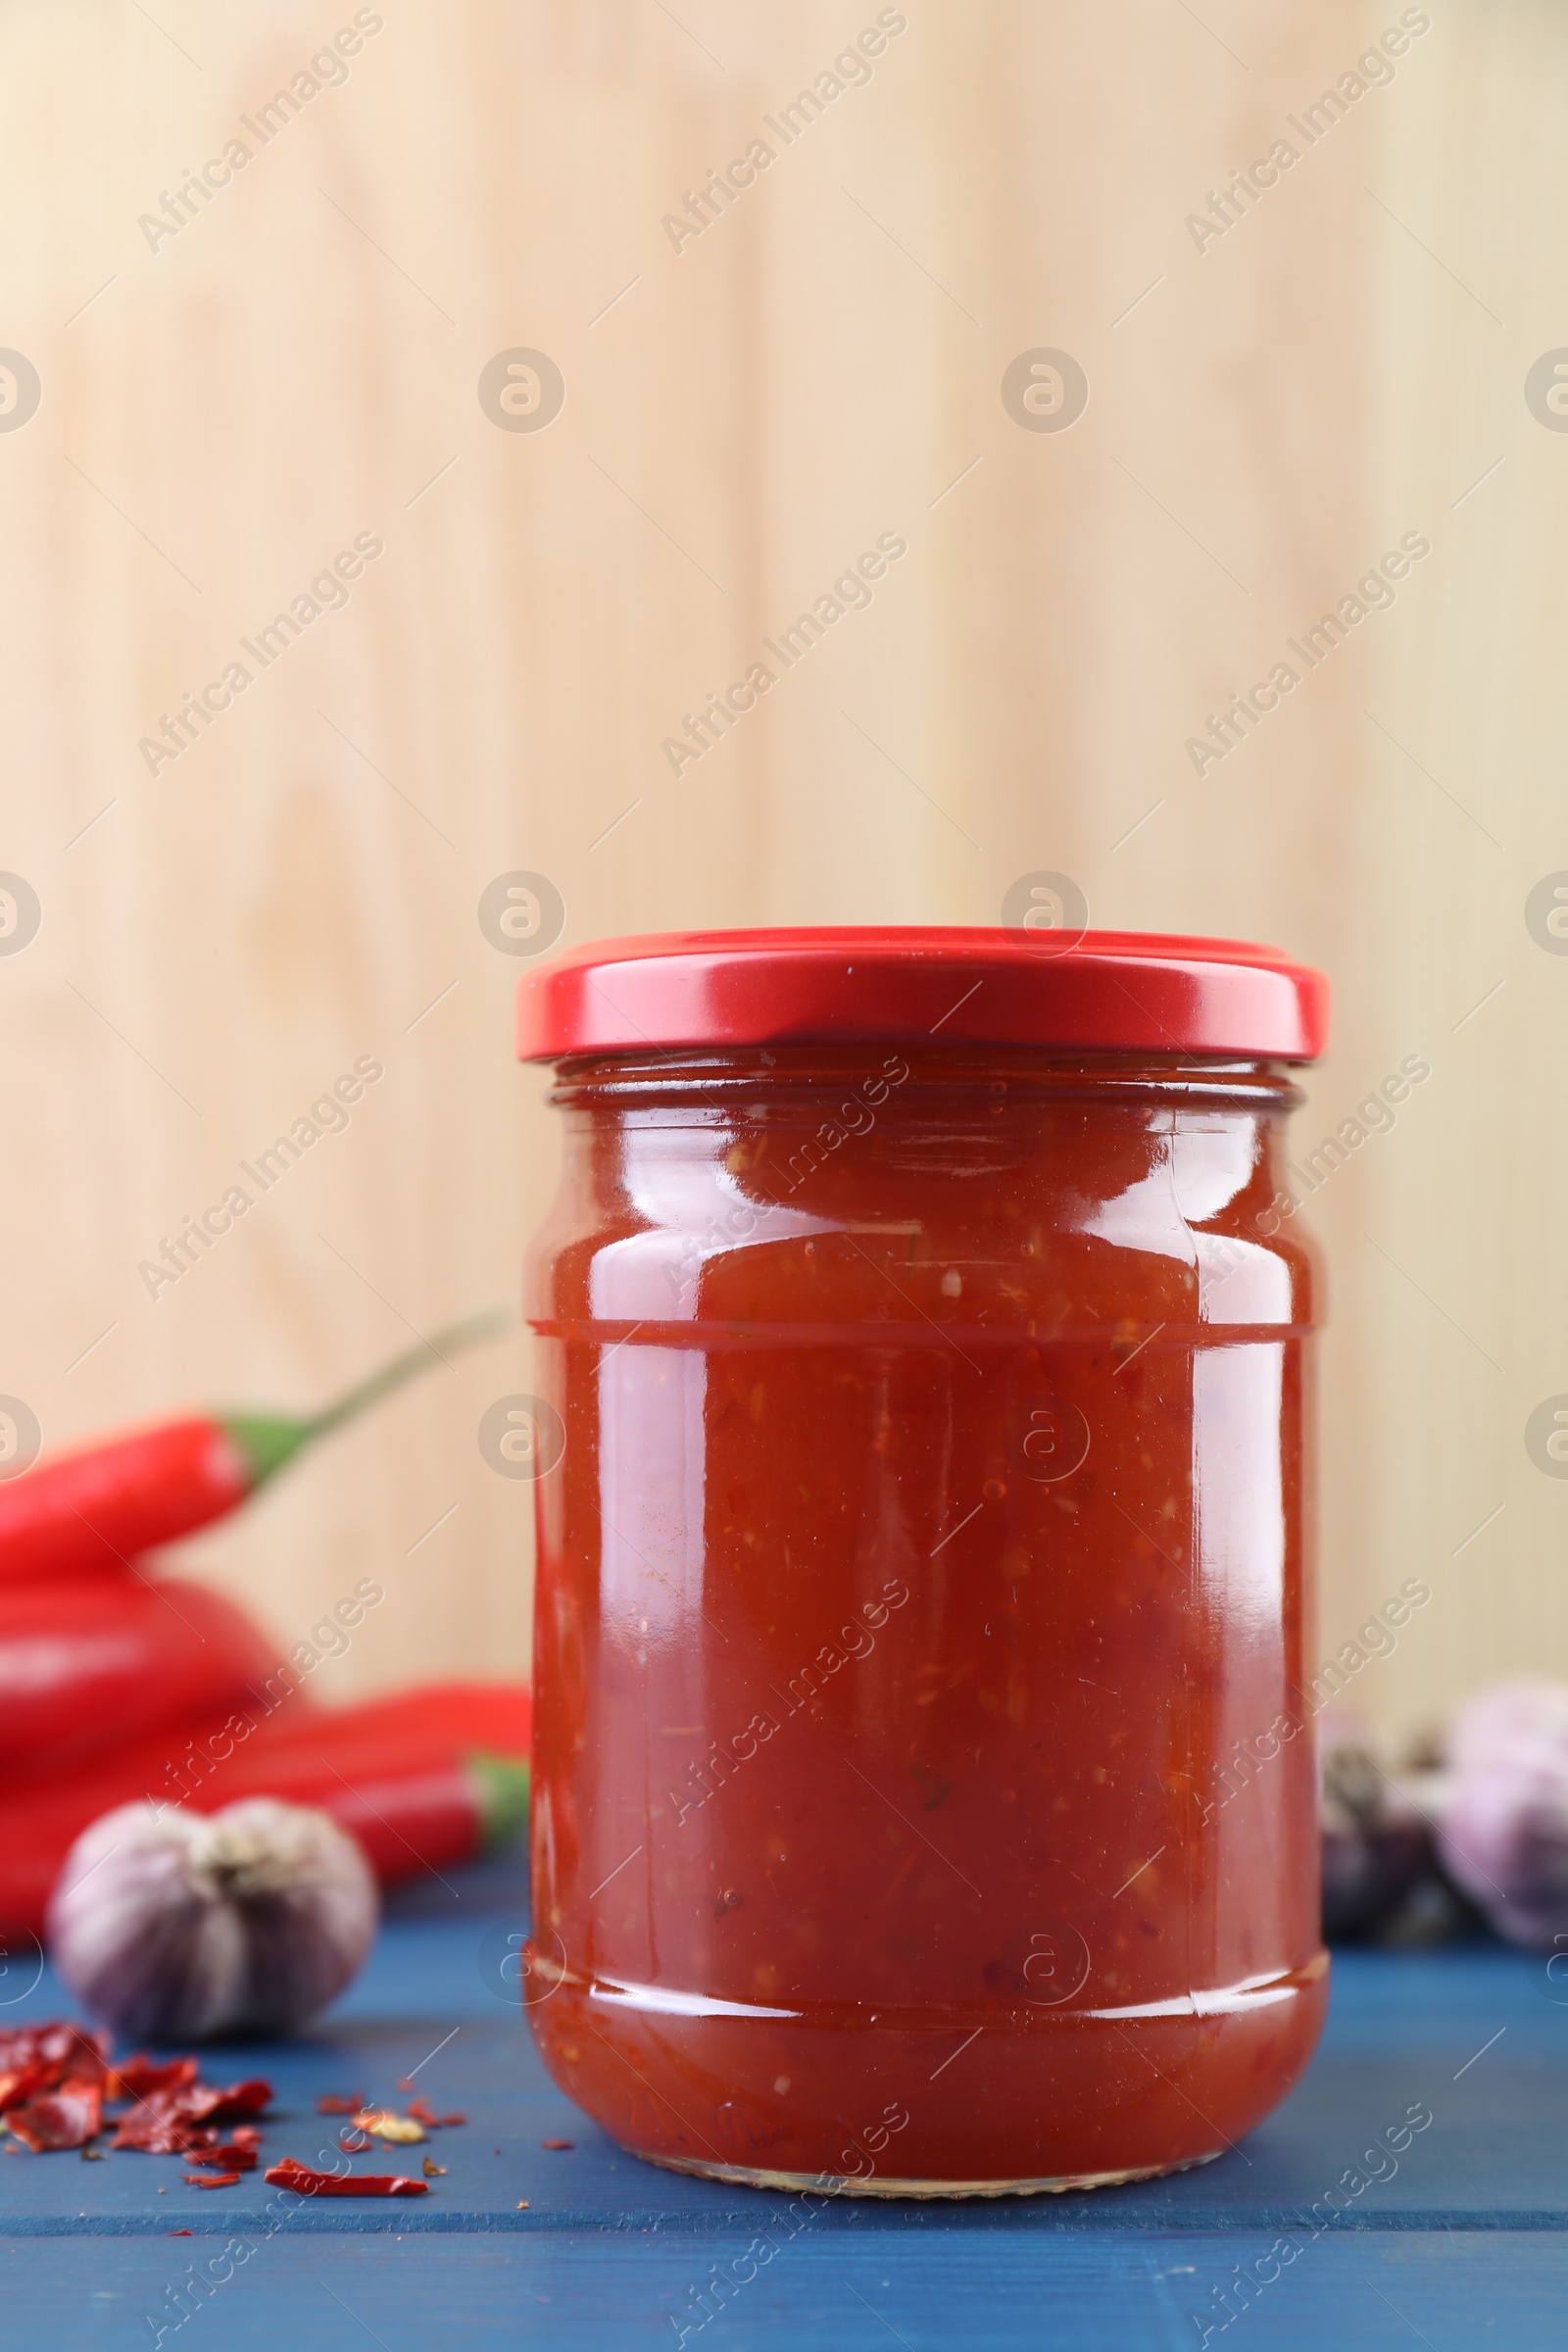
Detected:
left=519, top=937, right=1328, bottom=2194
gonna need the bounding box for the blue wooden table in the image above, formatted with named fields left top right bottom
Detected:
left=4, top=1854, right=1564, bottom=2348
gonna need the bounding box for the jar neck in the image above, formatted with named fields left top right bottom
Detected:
left=547, top=1045, right=1304, bottom=1115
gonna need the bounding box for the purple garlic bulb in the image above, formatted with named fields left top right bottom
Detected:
left=47, top=1797, right=378, bottom=2040
left=1319, top=1720, right=1428, bottom=1939
left=1438, top=1678, right=1568, bottom=1947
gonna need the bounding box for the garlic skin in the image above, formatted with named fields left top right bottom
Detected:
left=47, top=1798, right=378, bottom=2040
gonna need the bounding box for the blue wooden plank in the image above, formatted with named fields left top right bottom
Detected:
left=2, top=2230, right=1564, bottom=2351
left=3, top=1918, right=1563, bottom=2234
left=3, top=1861, right=1564, bottom=2347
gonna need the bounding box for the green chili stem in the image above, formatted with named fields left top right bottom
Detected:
left=304, top=1309, right=511, bottom=1440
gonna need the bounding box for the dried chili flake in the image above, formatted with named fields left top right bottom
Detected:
left=405, top=2096, right=466, bottom=2130
left=540, top=2139, right=573, bottom=2151
left=0, top=2023, right=111, bottom=2135
left=185, top=2144, right=259, bottom=2173
left=112, top=2110, right=209, bottom=2154
left=264, top=2157, right=428, bottom=2198
left=0, top=2067, right=49, bottom=2115
left=0, top=2024, right=110, bottom=2084
left=316, top=2091, right=366, bottom=2115
left=6, top=2082, right=103, bottom=2152
left=0, top=2024, right=270, bottom=2163
left=115, top=2077, right=272, bottom=2151
left=106, top=2055, right=199, bottom=2103
left=182, top=2171, right=241, bottom=2188
left=185, top=2080, right=271, bottom=2125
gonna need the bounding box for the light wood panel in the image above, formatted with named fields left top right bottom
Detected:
left=0, top=0, right=1552, bottom=1742
left=1348, top=0, right=1568, bottom=1740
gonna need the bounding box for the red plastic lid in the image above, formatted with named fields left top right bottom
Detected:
left=516, top=928, right=1329, bottom=1063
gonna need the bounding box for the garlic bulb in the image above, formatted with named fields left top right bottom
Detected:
left=1320, top=1735, right=1428, bottom=1939
left=1438, top=1678, right=1568, bottom=1947
left=47, top=1798, right=378, bottom=2040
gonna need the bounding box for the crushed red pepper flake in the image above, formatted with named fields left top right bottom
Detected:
left=6, top=2083, right=104, bottom=2152
left=185, top=2144, right=259, bottom=2173
left=0, top=2024, right=111, bottom=2150
left=264, top=2157, right=428, bottom=2198
left=106, top=2056, right=199, bottom=2103
left=112, top=2079, right=271, bottom=2154
left=182, top=2171, right=241, bottom=2188
left=4, top=2022, right=273, bottom=2167
left=0, top=2024, right=110, bottom=2085
left=113, top=2115, right=204, bottom=2154
left=113, top=2078, right=272, bottom=2151
left=404, top=2097, right=466, bottom=2130
left=184, top=2080, right=271, bottom=2126
left=0, top=2070, right=49, bottom=2115
left=316, top=2092, right=366, bottom=2115
left=540, top=2139, right=573, bottom=2151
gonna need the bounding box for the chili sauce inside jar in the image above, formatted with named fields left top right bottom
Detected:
left=515, top=928, right=1330, bottom=2196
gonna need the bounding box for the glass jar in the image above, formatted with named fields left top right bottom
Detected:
left=517, top=928, right=1330, bottom=2196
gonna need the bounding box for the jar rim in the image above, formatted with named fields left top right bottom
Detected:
left=516, top=927, right=1329, bottom=1063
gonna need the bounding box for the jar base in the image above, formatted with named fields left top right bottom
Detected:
left=641, top=2148, right=1221, bottom=2200
left=530, top=1950, right=1330, bottom=2190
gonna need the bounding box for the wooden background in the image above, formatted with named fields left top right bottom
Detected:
left=0, top=0, right=1559, bottom=1746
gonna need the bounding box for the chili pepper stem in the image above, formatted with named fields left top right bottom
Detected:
left=221, top=1310, right=510, bottom=1491
left=468, top=1753, right=532, bottom=1852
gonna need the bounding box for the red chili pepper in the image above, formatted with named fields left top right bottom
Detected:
left=0, top=1576, right=279, bottom=1777
left=226, top=1683, right=531, bottom=1773
left=0, top=1684, right=530, bottom=1936
left=264, top=2157, right=427, bottom=2197
left=0, top=1314, right=501, bottom=1583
